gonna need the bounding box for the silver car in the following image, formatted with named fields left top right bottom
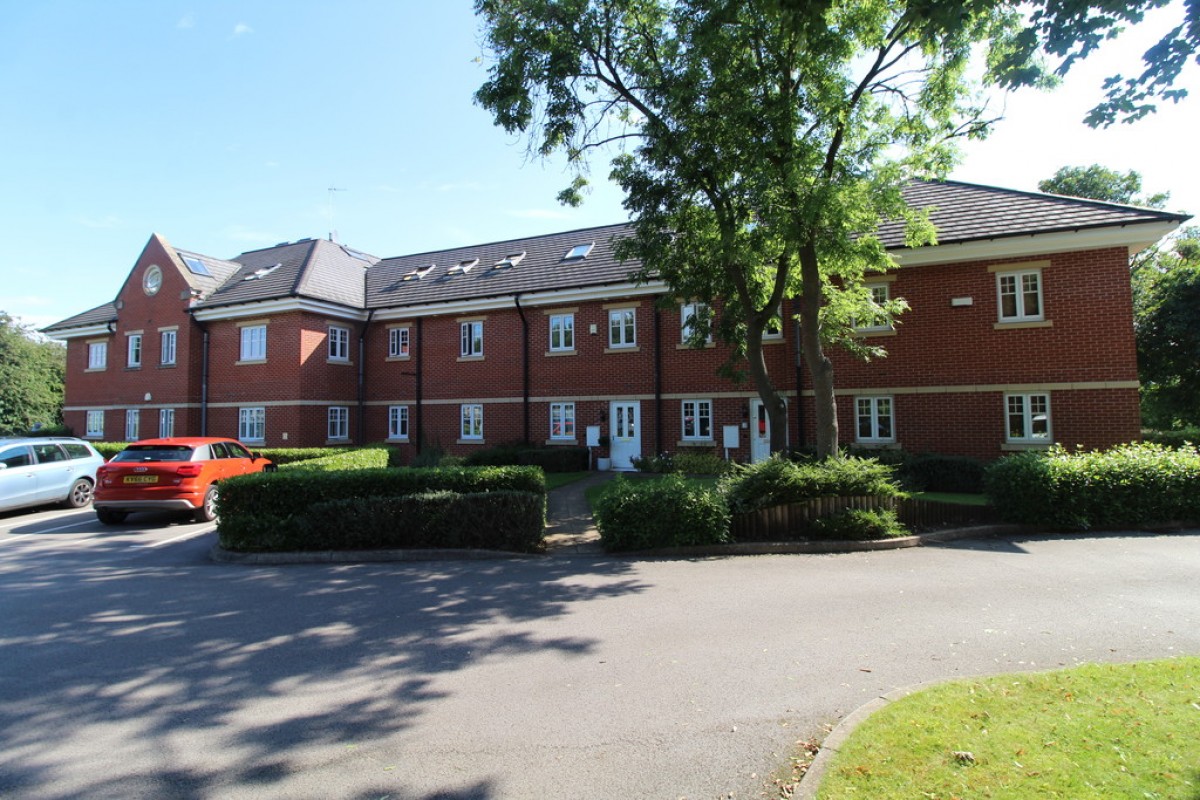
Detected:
left=0, top=437, right=106, bottom=513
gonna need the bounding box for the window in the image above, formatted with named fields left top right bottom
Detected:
left=328, top=407, right=349, bottom=440
left=0, top=446, right=31, bottom=469
left=549, top=314, right=574, bottom=352
left=461, top=404, right=483, bottom=440
left=997, top=269, right=1043, bottom=322
left=240, top=325, right=267, bottom=361
left=328, top=326, right=350, bottom=361
left=764, top=305, right=784, bottom=340
left=681, top=302, right=712, bottom=344
left=127, top=334, right=142, bottom=368
left=563, top=242, right=594, bottom=260
left=388, top=327, right=410, bottom=358
left=125, top=409, right=140, bottom=441
left=388, top=405, right=410, bottom=440
left=88, top=342, right=107, bottom=370
left=239, top=407, right=265, bottom=443
left=609, top=308, right=636, bottom=348
left=550, top=402, right=575, bottom=440
left=856, top=284, right=893, bottom=331
left=160, top=330, right=177, bottom=365
left=855, top=396, right=894, bottom=443
left=159, top=408, right=175, bottom=438
left=1006, top=393, right=1051, bottom=443
left=460, top=321, right=483, bottom=357
left=681, top=399, right=713, bottom=441
left=85, top=410, right=104, bottom=438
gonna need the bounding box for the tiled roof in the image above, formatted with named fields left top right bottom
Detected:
left=173, top=248, right=244, bottom=295
left=195, top=239, right=377, bottom=310
left=366, top=223, right=635, bottom=310
left=42, top=302, right=117, bottom=332
left=877, top=180, right=1188, bottom=248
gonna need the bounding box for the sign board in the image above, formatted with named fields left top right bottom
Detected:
left=722, top=425, right=740, bottom=450
left=585, top=425, right=601, bottom=448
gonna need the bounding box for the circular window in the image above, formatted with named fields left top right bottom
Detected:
left=143, top=264, right=163, bottom=296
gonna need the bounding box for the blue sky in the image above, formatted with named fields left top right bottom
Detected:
left=3, top=1, right=1197, bottom=331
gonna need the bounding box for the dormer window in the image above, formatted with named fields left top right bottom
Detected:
left=562, top=242, right=594, bottom=260
left=493, top=251, right=526, bottom=269
left=448, top=258, right=478, bottom=275
left=402, top=264, right=436, bottom=281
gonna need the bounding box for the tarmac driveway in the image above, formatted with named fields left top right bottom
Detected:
left=1, top=529, right=1198, bottom=798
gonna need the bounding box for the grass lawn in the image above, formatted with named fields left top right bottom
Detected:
left=912, top=491, right=990, bottom=506
left=544, top=471, right=591, bottom=491
left=814, top=656, right=1200, bottom=799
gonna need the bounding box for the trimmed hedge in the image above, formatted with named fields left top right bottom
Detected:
left=806, top=508, right=908, bottom=540
left=721, top=455, right=903, bottom=515
left=901, top=453, right=987, bottom=493
left=463, top=443, right=588, bottom=473
left=985, top=443, right=1200, bottom=529
left=278, top=447, right=392, bottom=471
left=221, top=490, right=545, bottom=553
left=593, top=475, right=731, bottom=551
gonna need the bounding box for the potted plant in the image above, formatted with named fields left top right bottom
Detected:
left=596, top=435, right=612, bottom=471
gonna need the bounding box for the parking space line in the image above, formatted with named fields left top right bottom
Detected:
left=141, top=526, right=216, bottom=547
left=0, top=519, right=97, bottom=543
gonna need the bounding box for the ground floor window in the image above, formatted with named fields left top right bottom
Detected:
left=461, top=404, right=483, bottom=440
left=681, top=399, right=712, bottom=440
left=125, top=409, right=139, bottom=441
left=1006, top=393, right=1051, bottom=443
left=239, top=407, right=265, bottom=443
left=388, top=405, right=409, bottom=440
left=85, top=410, right=104, bottom=438
left=328, top=407, right=350, bottom=440
left=550, top=402, right=575, bottom=440
left=159, top=408, right=175, bottom=438
left=855, top=396, right=894, bottom=443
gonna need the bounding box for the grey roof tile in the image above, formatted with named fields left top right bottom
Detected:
left=42, top=302, right=117, bottom=333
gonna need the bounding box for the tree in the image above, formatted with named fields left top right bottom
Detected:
left=475, top=0, right=1051, bottom=457
left=1038, top=164, right=1170, bottom=208
left=1135, top=227, right=1200, bottom=428
left=0, top=312, right=66, bottom=434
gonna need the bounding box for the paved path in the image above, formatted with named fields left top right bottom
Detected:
left=543, top=471, right=614, bottom=554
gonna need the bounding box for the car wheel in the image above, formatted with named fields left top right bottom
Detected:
left=64, top=478, right=94, bottom=508
left=195, top=485, right=218, bottom=523
left=96, top=508, right=127, bottom=525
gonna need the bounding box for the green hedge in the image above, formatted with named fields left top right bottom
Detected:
left=221, top=490, right=545, bottom=553
left=278, top=447, right=392, bottom=471
left=463, top=443, right=588, bottom=473
left=1143, top=428, right=1200, bottom=450
left=593, top=475, right=730, bottom=551
left=901, top=453, right=987, bottom=493
left=721, top=455, right=903, bottom=515
left=985, top=443, right=1200, bottom=529
left=806, top=508, right=908, bottom=540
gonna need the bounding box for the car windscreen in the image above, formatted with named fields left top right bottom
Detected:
left=111, top=446, right=195, bottom=463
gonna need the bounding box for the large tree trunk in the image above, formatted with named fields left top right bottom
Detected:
left=744, top=321, right=789, bottom=456
left=798, top=243, right=838, bottom=458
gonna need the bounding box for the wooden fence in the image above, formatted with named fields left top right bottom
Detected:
left=730, top=495, right=997, bottom=541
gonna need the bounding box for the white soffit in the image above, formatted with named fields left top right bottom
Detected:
left=891, top=222, right=1182, bottom=267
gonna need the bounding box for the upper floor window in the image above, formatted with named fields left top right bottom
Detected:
left=85, top=410, right=104, bottom=438
left=549, top=314, right=574, bottom=352
left=1006, top=393, right=1051, bottom=443
left=609, top=308, right=636, bottom=348
left=550, top=402, right=575, bottom=440
left=160, top=330, right=177, bottom=365
left=328, top=326, right=350, bottom=362
left=681, top=302, right=712, bottom=345
left=855, top=396, right=894, bottom=443
left=388, top=327, right=410, bottom=358
left=388, top=405, right=409, bottom=440
left=855, top=283, right=894, bottom=332
left=460, top=321, right=483, bottom=358
left=763, top=304, right=784, bottom=340
left=239, top=407, right=266, bottom=443
left=127, top=334, right=142, bottom=368
left=681, top=399, right=713, bottom=441
left=88, top=341, right=107, bottom=370
left=328, top=407, right=350, bottom=440
left=997, top=269, right=1043, bottom=322
left=240, top=325, right=267, bottom=361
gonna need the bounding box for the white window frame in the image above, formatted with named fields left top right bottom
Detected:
left=328, top=406, right=350, bottom=440
left=763, top=305, right=784, bottom=340
left=460, top=321, right=483, bottom=358
left=387, top=405, right=410, bottom=441
left=88, top=341, right=107, bottom=370
left=240, top=325, right=267, bottom=361
left=328, top=326, right=351, bottom=362
left=549, top=314, right=574, bottom=352
left=85, top=410, right=104, bottom=438
left=997, top=268, right=1044, bottom=323
left=608, top=308, right=636, bottom=348
left=461, top=404, right=484, bottom=441
left=388, top=327, right=410, bottom=358
left=855, top=283, right=894, bottom=332
left=159, top=408, right=175, bottom=438
left=1006, top=393, right=1052, bottom=444
left=855, top=396, right=895, bottom=443
left=160, top=329, right=177, bottom=365
left=549, top=402, right=576, bottom=441
left=681, top=302, right=713, bottom=344
left=127, top=334, right=142, bottom=368
left=239, top=407, right=266, bottom=443
left=681, top=399, right=713, bottom=441
left=124, top=409, right=140, bottom=441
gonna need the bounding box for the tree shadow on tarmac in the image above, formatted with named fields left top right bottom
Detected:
left=0, top=551, right=645, bottom=798
left=923, top=527, right=1200, bottom=555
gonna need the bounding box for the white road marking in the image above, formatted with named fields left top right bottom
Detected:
left=0, top=518, right=97, bottom=542
left=141, top=526, right=216, bottom=547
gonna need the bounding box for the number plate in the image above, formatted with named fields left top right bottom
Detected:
left=123, top=475, right=159, bottom=484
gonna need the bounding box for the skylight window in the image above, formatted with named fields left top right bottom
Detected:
left=493, top=251, right=526, bottom=269
left=563, top=242, right=594, bottom=260
left=448, top=258, right=479, bottom=275
left=341, top=247, right=373, bottom=263
left=402, top=264, right=436, bottom=281
left=183, top=256, right=212, bottom=276
left=242, top=264, right=281, bottom=282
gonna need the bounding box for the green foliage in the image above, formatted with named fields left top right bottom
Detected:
left=631, top=453, right=674, bottom=473
left=1037, top=164, right=1168, bottom=208
left=984, top=443, right=1200, bottom=528
left=1135, top=235, right=1200, bottom=429
left=807, top=508, right=908, bottom=541
left=0, top=312, right=65, bottom=434
left=1143, top=428, right=1200, bottom=449
left=410, top=441, right=446, bottom=468
left=720, top=455, right=903, bottom=516
left=670, top=451, right=732, bottom=475
left=593, top=475, right=731, bottom=552
left=900, top=453, right=987, bottom=493
left=256, top=446, right=359, bottom=465
left=278, top=447, right=391, bottom=471
left=464, top=442, right=589, bottom=472
left=94, top=441, right=129, bottom=459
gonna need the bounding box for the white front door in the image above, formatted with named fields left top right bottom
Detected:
left=750, top=399, right=786, bottom=463
left=609, top=401, right=641, bottom=470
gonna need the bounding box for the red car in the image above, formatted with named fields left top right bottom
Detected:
left=94, top=437, right=275, bottom=524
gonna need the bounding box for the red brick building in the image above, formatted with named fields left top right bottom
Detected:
left=44, top=181, right=1188, bottom=464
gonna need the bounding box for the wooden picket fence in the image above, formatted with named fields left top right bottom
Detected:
left=730, top=495, right=996, bottom=541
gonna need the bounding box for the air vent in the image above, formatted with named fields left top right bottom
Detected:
left=448, top=258, right=479, bottom=275
left=243, top=264, right=281, bottom=282
left=493, top=251, right=526, bottom=269
left=402, top=264, right=436, bottom=281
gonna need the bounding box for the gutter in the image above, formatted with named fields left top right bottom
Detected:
left=653, top=301, right=663, bottom=455
left=514, top=294, right=530, bottom=445
left=415, top=317, right=424, bottom=454
left=188, top=312, right=210, bottom=437
left=357, top=310, right=374, bottom=444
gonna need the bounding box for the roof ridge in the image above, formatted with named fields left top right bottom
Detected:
left=289, top=239, right=321, bottom=297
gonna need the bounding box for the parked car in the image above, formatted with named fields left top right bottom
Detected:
left=94, top=437, right=276, bottom=524
left=0, top=437, right=106, bottom=513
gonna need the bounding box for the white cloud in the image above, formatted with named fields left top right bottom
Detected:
left=77, top=215, right=122, bottom=229
left=177, top=13, right=196, bottom=29
left=507, top=208, right=572, bottom=220
left=231, top=22, right=253, bottom=37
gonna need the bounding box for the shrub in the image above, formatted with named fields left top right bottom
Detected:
left=279, top=447, right=391, bottom=471
left=257, top=446, right=358, bottom=465
left=807, top=508, right=908, bottom=540
left=464, top=443, right=588, bottom=472
left=594, top=475, right=730, bottom=551
left=985, top=443, right=1200, bottom=529
left=631, top=453, right=674, bottom=473
left=1143, top=428, right=1200, bottom=450
left=900, top=453, right=987, bottom=493
left=671, top=451, right=732, bottom=475
left=721, top=455, right=903, bottom=515
left=94, top=441, right=128, bottom=459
